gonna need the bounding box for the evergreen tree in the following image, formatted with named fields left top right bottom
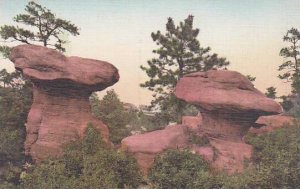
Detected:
left=0, top=1, right=79, bottom=57
left=265, top=86, right=277, bottom=99
left=90, top=90, right=132, bottom=144
left=246, top=75, right=256, bottom=82
left=0, top=69, right=32, bottom=185
left=0, top=2, right=80, bottom=185
left=140, top=15, right=229, bottom=122
left=279, top=28, right=300, bottom=94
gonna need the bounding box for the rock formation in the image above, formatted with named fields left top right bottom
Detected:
left=9, top=45, right=119, bottom=161
left=175, top=70, right=283, bottom=141
left=121, top=125, right=189, bottom=175
left=175, top=70, right=282, bottom=173
left=121, top=70, right=283, bottom=174
left=248, top=114, right=295, bottom=135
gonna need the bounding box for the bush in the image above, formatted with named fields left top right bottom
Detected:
left=218, top=125, right=300, bottom=189
left=127, top=111, right=166, bottom=132
left=80, top=149, right=141, bottom=189
left=0, top=163, right=22, bottom=185
left=242, top=125, right=300, bottom=189
left=0, top=127, right=24, bottom=164
left=149, top=149, right=212, bottom=189
left=20, top=159, right=78, bottom=189
left=148, top=125, right=300, bottom=189
left=21, top=125, right=142, bottom=189
left=0, top=71, right=32, bottom=186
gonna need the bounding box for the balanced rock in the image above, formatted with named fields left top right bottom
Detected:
left=9, top=45, right=119, bottom=161
left=175, top=70, right=282, bottom=141
left=175, top=70, right=282, bottom=173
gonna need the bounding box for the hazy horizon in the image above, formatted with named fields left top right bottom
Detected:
left=1, top=0, right=300, bottom=105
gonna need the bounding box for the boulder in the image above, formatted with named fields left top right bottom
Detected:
left=9, top=45, right=119, bottom=161
left=248, top=114, right=295, bottom=135
left=121, top=125, right=189, bottom=174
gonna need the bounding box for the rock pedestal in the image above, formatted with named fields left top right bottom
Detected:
left=175, top=70, right=283, bottom=173
left=9, top=45, right=119, bottom=161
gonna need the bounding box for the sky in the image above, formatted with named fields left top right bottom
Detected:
left=1, top=0, right=300, bottom=105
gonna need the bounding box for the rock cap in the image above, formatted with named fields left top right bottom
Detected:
left=9, top=45, right=119, bottom=92
left=175, top=70, right=282, bottom=115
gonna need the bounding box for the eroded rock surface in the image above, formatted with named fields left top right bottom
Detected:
left=249, top=114, right=295, bottom=135
left=121, top=125, right=189, bottom=174
left=182, top=115, right=202, bottom=132
left=175, top=70, right=282, bottom=141
left=9, top=45, right=119, bottom=161
left=175, top=70, right=282, bottom=173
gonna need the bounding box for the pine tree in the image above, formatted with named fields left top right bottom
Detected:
left=0, top=1, right=79, bottom=57
left=140, top=15, right=229, bottom=122
left=265, top=86, right=277, bottom=99
left=90, top=90, right=132, bottom=144
left=279, top=28, right=300, bottom=94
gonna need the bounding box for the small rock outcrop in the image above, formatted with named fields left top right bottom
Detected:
left=249, top=114, right=295, bottom=135
left=9, top=45, right=119, bottom=161
left=121, top=125, right=189, bottom=175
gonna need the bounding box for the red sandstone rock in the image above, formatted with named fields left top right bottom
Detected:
left=209, top=138, right=252, bottom=174
left=176, top=71, right=282, bottom=114
left=121, top=125, right=189, bottom=174
left=182, top=115, right=202, bottom=132
left=175, top=70, right=282, bottom=140
left=248, top=114, right=295, bottom=135
left=9, top=45, right=119, bottom=161
left=123, top=71, right=283, bottom=175
left=175, top=70, right=281, bottom=173
left=192, top=146, right=214, bottom=162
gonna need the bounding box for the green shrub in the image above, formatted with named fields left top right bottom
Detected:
left=20, top=159, right=78, bottom=189
left=149, top=149, right=211, bottom=189
left=188, top=132, right=210, bottom=146
left=0, top=71, right=32, bottom=186
left=80, top=149, right=141, bottom=189
left=217, top=125, right=300, bottom=189
left=0, top=163, right=22, bottom=185
left=148, top=125, right=300, bottom=189
left=242, top=125, right=300, bottom=189
left=128, top=111, right=166, bottom=132
left=21, top=125, right=142, bottom=189
left=0, top=127, right=24, bottom=164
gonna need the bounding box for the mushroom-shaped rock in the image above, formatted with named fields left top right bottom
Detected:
left=175, top=70, right=282, bottom=141
left=121, top=125, right=189, bottom=175
left=9, top=45, right=119, bottom=161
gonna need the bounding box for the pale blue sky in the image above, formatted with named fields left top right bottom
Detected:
left=1, top=0, right=300, bottom=105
